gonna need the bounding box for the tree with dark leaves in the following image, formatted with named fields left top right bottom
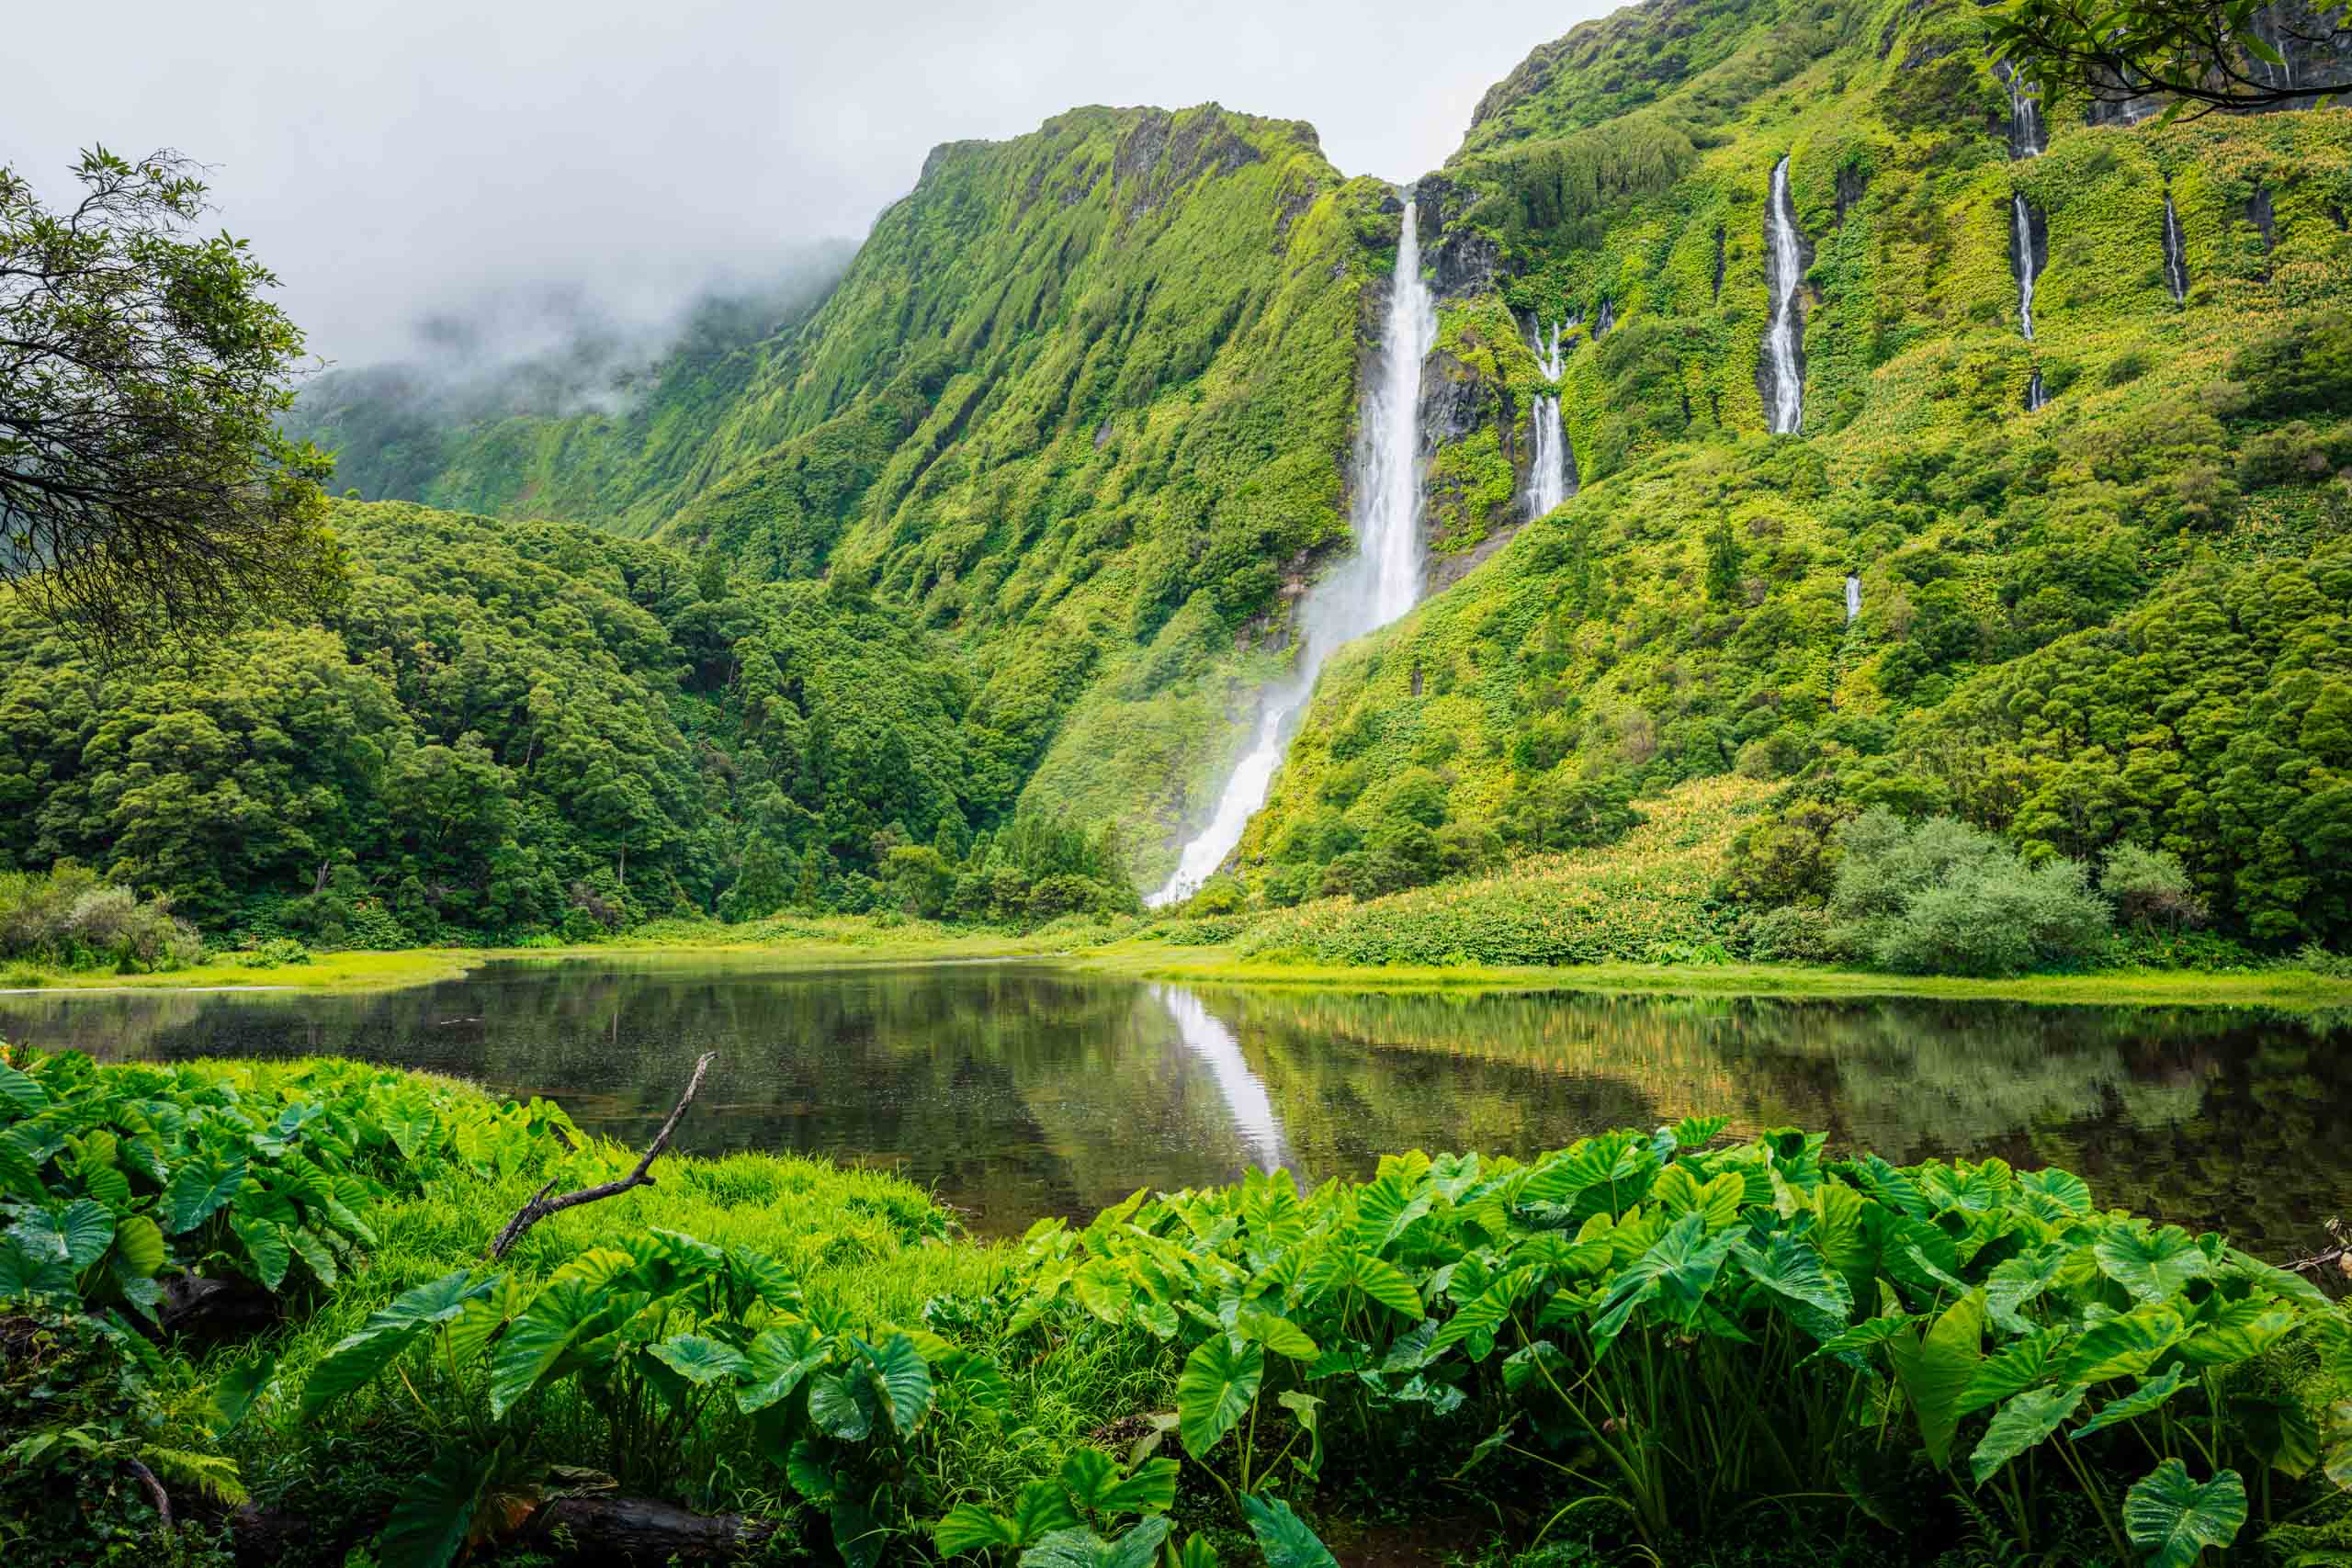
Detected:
left=1986, top=0, right=2352, bottom=118
left=1, top=147, right=343, bottom=655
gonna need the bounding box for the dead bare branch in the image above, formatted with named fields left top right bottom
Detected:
left=487, top=1053, right=715, bottom=1260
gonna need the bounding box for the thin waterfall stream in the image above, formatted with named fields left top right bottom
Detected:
left=2164, top=188, right=2190, bottom=303
left=1761, top=156, right=1807, bottom=434
left=1148, top=198, right=1434, bottom=906
left=1525, top=315, right=1576, bottom=519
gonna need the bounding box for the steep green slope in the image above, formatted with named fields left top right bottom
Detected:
left=288, top=107, right=1392, bottom=885
left=284, top=253, right=854, bottom=525
left=1235, top=0, right=2352, bottom=948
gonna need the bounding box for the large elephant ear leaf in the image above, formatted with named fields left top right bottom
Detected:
left=1238, top=1495, right=1340, bottom=1568
left=377, top=1440, right=499, bottom=1568
left=164, top=1154, right=246, bottom=1235
left=487, top=1249, right=635, bottom=1417
left=2122, top=1460, right=2245, bottom=1568
left=303, top=1269, right=500, bottom=1418
left=1968, top=1383, right=2086, bottom=1485
left=855, top=1333, right=935, bottom=1437
left=2095, top=1224, right=2211, bottom=1303
left=1176, top=1336, right=1262, bottom=1459
left=1886, top=1292, right=1984, bottom=1471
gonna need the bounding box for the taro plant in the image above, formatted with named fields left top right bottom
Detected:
left=1005, top=1118, right=2349, bottom=1562
left=0, top=1049, right=583, bottom=1316
left=931, top=1447, right=1184, bottom=1562
left=300, top=1225, right=1012, bottom=1568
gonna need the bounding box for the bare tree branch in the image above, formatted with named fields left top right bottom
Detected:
left=487, top=1053, right=716, bottom=1260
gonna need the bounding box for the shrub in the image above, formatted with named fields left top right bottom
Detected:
left=1728, top=903, right=1836, bottom=962
left=1824, top=810, right=2113, bottom=976
left=0, top=863, right=202, bottom=970
left=2100, top=842, right=2208, bottom=931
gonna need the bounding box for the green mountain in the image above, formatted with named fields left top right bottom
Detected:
left=16, top=0, right=2350, bottom=952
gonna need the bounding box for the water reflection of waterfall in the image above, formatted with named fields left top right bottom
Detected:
left=1152, top=986, right=1291, bottom=1174
left=1149, top=197, right=1433, bottom=906
left=1761, top=155, right=1807, bottom=434
left=1525, top=315, right=1577, bottom=520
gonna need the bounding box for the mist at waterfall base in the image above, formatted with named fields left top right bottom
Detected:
left=1148, top=203, right=1435, bottom=907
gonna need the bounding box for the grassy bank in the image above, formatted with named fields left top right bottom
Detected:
left=6, top=1052, right=2348, bottom=1568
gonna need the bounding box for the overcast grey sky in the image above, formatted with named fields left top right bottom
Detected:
left=5, top=0, right=1608, bottom=368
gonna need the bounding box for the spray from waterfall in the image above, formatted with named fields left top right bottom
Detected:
left=1525, top=315, right=1577, bottom=520
left=2163, top=189, right=2189, bottom=303
left=1761, top=155, right=1807, bottom=435
left=1148, top=200, right=1434, bottom=907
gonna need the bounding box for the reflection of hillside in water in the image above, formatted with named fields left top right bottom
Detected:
left=1202, top=988, right=2351, bottom=1256
left=5, top=965, right=2346, bottom=1252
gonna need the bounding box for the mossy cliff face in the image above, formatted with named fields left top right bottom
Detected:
left=1238, top=0, right=2352, bottom=945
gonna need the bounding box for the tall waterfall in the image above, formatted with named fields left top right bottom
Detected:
left=1761, top=155, right=1807, bottom=435
left=2011, top=191, right=2042, bottom=342
left=2163, top=189, right=2189, bottom=303
left=1525, top=316, right=1577, bottom=520
left=1148, top=200, right=1434, bottom=907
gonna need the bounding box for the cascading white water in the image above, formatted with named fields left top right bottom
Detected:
left=2012, top=191, right=2041, bottom=342
left=2163, top=190, right=2189, bottom=303
left=2007, top=67, right=2046, bottom=159
left=1762, top=155, right=1806, bottom=434
left=1844, top=573, right=1861, bottom=623
left=2026, top=369, right=2048, bottom=412
left=1525, top=316, right=1575, bottom=520
left=1148, top=199, right=1434, bottom=907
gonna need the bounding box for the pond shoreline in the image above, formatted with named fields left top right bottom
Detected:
left=8, top=927, right=2351, bottom=1010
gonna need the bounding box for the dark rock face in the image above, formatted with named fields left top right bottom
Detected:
left=1416, top=174, right=1500, bottom=300
left=2246, top=186, right=2278, bottom=250
left=1835, top=163, right=1871, bottom=223
left=2242, top=0, right=2352, bottom=105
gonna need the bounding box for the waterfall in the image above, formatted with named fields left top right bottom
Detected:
left=2026, top=370, right=2048, bottom=412
left=1525, top=316, right=1577, bottom=520
left=2004, top=64, right=2046, bottom=159
left=1761, top=155, right=1807, bottom=435
left=2011, top=191, right=2042, bottom=342
left=1148, top=199, right=1434, bottom=907
left=2163, top=189, right=2189, bottom=303
left=1594, top=299, right=1615, bottom=336
left=1844, top=574, right=1861, bottom=623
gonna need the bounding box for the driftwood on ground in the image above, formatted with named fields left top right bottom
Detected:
left=228, top=1492, right=776, bottom=1567
left=486, top=1051, right=716, bottom=1259
left=156, top=1272, right=278, bottom=1340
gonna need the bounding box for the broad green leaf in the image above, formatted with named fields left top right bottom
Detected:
left=288, top=1224, right=339, bottom=1289
left=2095, top=1224, right=2211, bottom=1303
left=230, top=1212, right=290, bottom=1292
left=15, top=1199, right=114, bottom=1270
left=208, top=1350, right=277, bottom=1436
left=163, top=1154, right=245, bottom=1235
left=855, top=1333, right=934, bottom=1436
left=1430, top=1269, right=1529, bottom=1359
left=0, top=1062, right=48, bottom=1112
left=2073, top=1365, right=2188, bottom=1443
left=1853, top=1156, right=1930, bottom=1220
left=111, top=1213, right=165, bottom=1278
left=0, top=1235, right=74, bottom=1300
left=2237, top=1393, right=2321, bottom=1479
left=1809, top=1180, right=1872, bottom=1288
left=785, top=1438, right=837, bottom=1504
left=2122, top=1461, right=2246, bottom=1568
left=377, top=1441, right=496, bottom=1568
left=487, top=1249, right=636, bottom=1416
left=1887, top=1292, right=1984, bottom=1470
left=1801, top=1310, right=1914, bottom=1365
left=1020, top=1517, right=1172, bottom=1568
left=2060, top=1303, right=2185, bottom=1385
left=378, top=1096, right=437, bottom=1161
left=1235, top=1306, right=1318, bottom=1360
left=1170, top=1534, right=1221, bottom=1568
left=2223, top=1247, right=2333, bottom=1310
left=1958, top=1326, right=2069, bottom=1416
left=1589, top=1214, right=1739, bottom=1359
left=832, top=1500, right=886, bottom=1568
left=1011, top=1477, right=1084, bottom=1541
left=809, top=1368, right=877, bottom=1440
left=1086, top=1454, right=1179, bottom=1517
left=303, top=1269, right=500, bottom=1417
left=2175, top=1302, right=2297, bottom=1368
left=1238, top=1494, right=1340, bottom=1568
left=935, top=1502, right=1023, bottom=1556
left=1984, top=1245, right=2069, bottom=1335
left=1733, top=1233, right=1854, bottom=1326
left=1970, top=1383, right=2086, bottom=1484
left=2018, top=1168, right=2092, bottom=1218
left=736, top=1323, right=828, bottom=1414
left=650, top=1332, right=749, bottom=1386
left=1176, top=1335, right=1261, bottom=1458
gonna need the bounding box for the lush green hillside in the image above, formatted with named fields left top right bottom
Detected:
left=1234, top=0, right=2352, bottom=952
